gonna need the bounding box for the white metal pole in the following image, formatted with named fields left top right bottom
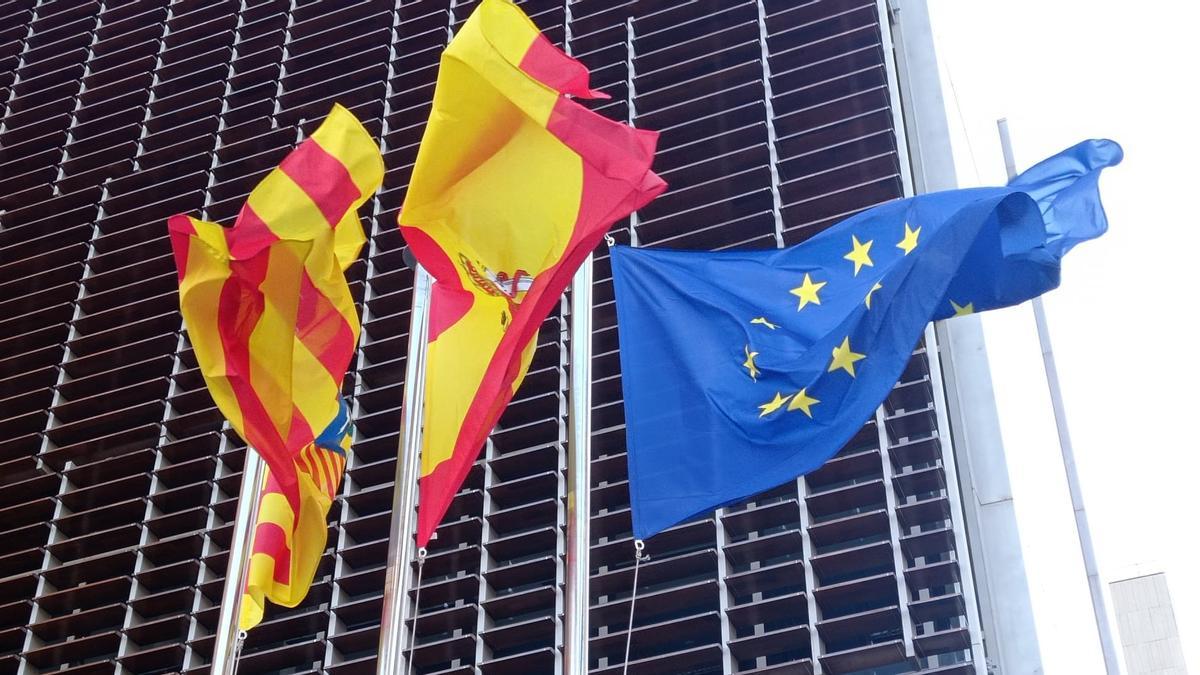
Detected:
left=378, top=266, right=432, bottom=674
left=212, top=447, right=268, bottom=674
left=564, top=258, right=594, bottom=675
left=997, top=118, right=1121, bottom=674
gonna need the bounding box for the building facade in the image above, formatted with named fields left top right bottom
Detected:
left=0, top=0, right=994, bottom=672
left=1112, top=573, right=1189, bottom=675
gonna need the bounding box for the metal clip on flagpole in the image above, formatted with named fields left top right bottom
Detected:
left=212, top=447, right=267, bottom=674
left=378, top=263, right=432, bottom=675
left=621, top=540, right=646, bottom=675
left=997, top=119, right=1120, bottom=674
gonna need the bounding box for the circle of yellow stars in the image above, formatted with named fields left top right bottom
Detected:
left=742, top=219, right=963, bottom=420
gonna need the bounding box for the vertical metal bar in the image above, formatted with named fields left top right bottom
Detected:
left=378, top=266, right=432, bottom=675
left=795, top=476, right=825, bottom=675
left=997, top=119, right=1019, bottom=180
left=212, top=449, right=267, bottom=674
left=875, top=0, right=916, bottom=197
left=560, top=6, right=586, bottom=670
left=380, top=8, right=452, bottom=671
left=922, top=325, right=988, bottom=672
left=754, top=0, right=786, bottom=249
left=874, top=409, right=916, bottom=658
left=624, top=17, right=640, bottom=247
left=564, top=259, right=594, bottom=675
left=996, top=118, right=1120, bottom=674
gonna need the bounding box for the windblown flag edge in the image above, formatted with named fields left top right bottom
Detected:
left=612, top=139, right=1122, bottom=540
left=400, top=0, right=665, bottom=547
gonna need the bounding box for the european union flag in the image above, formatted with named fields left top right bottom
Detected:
left=613, top=139, right=1122, bottom=540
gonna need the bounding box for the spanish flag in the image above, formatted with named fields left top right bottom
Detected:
left=168, top=105, right=382, bottom=626
left=400, top=0, right=666, bottom=546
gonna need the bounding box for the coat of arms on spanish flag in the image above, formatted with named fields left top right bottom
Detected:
left=168, top=104, right=383, bottom=628
left=400, top=0, right=666, bottom=546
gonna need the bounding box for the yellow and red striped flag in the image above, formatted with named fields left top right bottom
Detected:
left=168, top=104, right=382, bottom=627
left=240, top=399, right=352, bottom=630
left=400, top=0, right=666, bottom=546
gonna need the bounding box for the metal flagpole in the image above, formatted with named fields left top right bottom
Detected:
left=561, top=4, right=592, bottom=669
left=563, top=257, right=594, bottom=675
left=996, top=118, right=1120, bottom=674
left=212, top=447, right=268, bottom=673
left=378, top=265, right=432, bottom=674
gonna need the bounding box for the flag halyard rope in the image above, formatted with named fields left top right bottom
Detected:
left=405, top=546, right=428, bottom=675
left=622, top=539, right=646, bottom=675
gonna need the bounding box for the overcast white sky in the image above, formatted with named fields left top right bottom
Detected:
left=926, top=0, right=1199, bottom=671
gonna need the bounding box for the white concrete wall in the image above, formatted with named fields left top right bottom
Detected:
left=1112, top=573, right=1188, bottom=674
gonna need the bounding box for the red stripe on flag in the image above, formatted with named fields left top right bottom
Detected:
left=330, top=451, right=346, bottom=483
left=279, top=139, right=362, bottom=227
left=309, top=446, right=334, bottom=497
left=251, top=521, right=293, bottom=585
left=518, top=33, right=610, bottom=100
left=297, top=448, right=318, bottom=490
left=319, top=450, right=338, bottom=496
left=286, top=404, right=316, bottom=460
left=414, top=96, right=664, bottom=547
left=295, top=271, right=357, bottom=378
left=217, top=253, right=300, bottom=507
left=398, top=227, right=475, bottom=343
left=304, top=447, right=326, bottom=495
left=328, top=449, right=345, bottom=491
left=228, top=205, right=281, bottom=261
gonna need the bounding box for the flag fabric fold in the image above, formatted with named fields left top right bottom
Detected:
left=612, top=139, right=1121, bottom=540
left=400, top=0, right=666, bottom=547
left=168, top=104, right=382, bottom=628
left=240, top=398, right=352, bottom=630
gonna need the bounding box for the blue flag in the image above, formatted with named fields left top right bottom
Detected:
left=612, top=139, right=1122, bottom=540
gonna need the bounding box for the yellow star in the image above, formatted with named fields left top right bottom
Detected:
left=828, top=336, right=866, bottom=377
left=758, top=392, right=792, bottom=418
left=844, top=235, right=874, bottom=276
left=742, top=345, right=761, bottom=381
left=787, top=388, right=820, bottom=418
left=790, top=273, right=826, bottom=311
left=896, top=222, right=920, bottom=255
left=950, top=299, right=975, bottom=316
left=750, top=317, right=779, bottom=330
left=864, top=281, right=882, bottom=309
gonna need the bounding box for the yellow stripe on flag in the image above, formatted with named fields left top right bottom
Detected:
left=178, top=218, right=244, bottom=432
